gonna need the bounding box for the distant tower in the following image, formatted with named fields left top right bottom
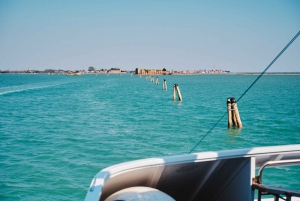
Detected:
left=28, top=67, right=30, bottom=71
left=213, top=65, right=216, bottom=72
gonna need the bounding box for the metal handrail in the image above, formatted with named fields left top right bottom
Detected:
left=256, top=159, right=300, bottom=184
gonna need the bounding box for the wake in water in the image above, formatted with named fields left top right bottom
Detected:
left=0, top=80, right=76, bottom=96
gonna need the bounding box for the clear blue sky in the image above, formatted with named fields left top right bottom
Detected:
left=0, top=0, right=299, bottom=72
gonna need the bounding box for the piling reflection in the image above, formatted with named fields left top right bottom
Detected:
left=227, top=127, right=242, bottom=135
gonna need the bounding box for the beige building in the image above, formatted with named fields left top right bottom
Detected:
left=108, top=68, right=121, bottom=74
left=135, top=68, right=165, bottom=75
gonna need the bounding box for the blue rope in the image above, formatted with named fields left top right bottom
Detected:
left=189, top=31, right=300, bottom=154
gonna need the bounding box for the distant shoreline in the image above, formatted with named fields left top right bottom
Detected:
left=1, top=72, right=299, bottom=76
left=235, top=72, right=300, bottom=75
left=134, top=72, right=300, bottom=76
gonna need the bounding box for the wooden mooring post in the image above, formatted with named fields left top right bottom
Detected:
left=227, top=98, right=232, bottom=128
left=227, top=97, right=242, bottom=128
left=173, top=84, right=182, bottom=101
left=156, top=77, right=159, bottom=85
left=162, top=79, right=167, bottom=90
left=231, top=98, right=238, bottom=127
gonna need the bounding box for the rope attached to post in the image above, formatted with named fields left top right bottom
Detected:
left=188, top=31, right=300, bottom=154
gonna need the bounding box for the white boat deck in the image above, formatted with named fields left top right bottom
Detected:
left=85, top=144, right=300, bottom=201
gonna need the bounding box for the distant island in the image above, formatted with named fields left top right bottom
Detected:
left=0, top=67, right=126, bottom=75
left=0, top=66, right=231, bottom=75
left=134, top=68, right=230, bottom=75
left=1, top=66, right=299, bottom=75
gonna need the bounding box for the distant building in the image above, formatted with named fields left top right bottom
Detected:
left=135, top=68, right=163, bottom=75
left=27, top=67, right=32, bottom=73
left=45, top=69, right=55, bottom=73
left=135, top=68, right=141, bottom=74
left=109, top=68, right=121, bottom=74
left=88, top=66, right=95, bottom=71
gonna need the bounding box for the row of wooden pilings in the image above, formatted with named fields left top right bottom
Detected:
left=144, top=75, right=182, bottom=101
left=142, top=75, right=242, bottom=129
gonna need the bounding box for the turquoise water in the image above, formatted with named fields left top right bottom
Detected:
left=1, top=74, right=300, bottom=200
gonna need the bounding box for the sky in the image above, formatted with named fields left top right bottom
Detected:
left=0, top=0, right=299, bottom=72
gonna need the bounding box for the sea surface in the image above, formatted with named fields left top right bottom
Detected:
left=1, top=73, right=300, bottom=200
